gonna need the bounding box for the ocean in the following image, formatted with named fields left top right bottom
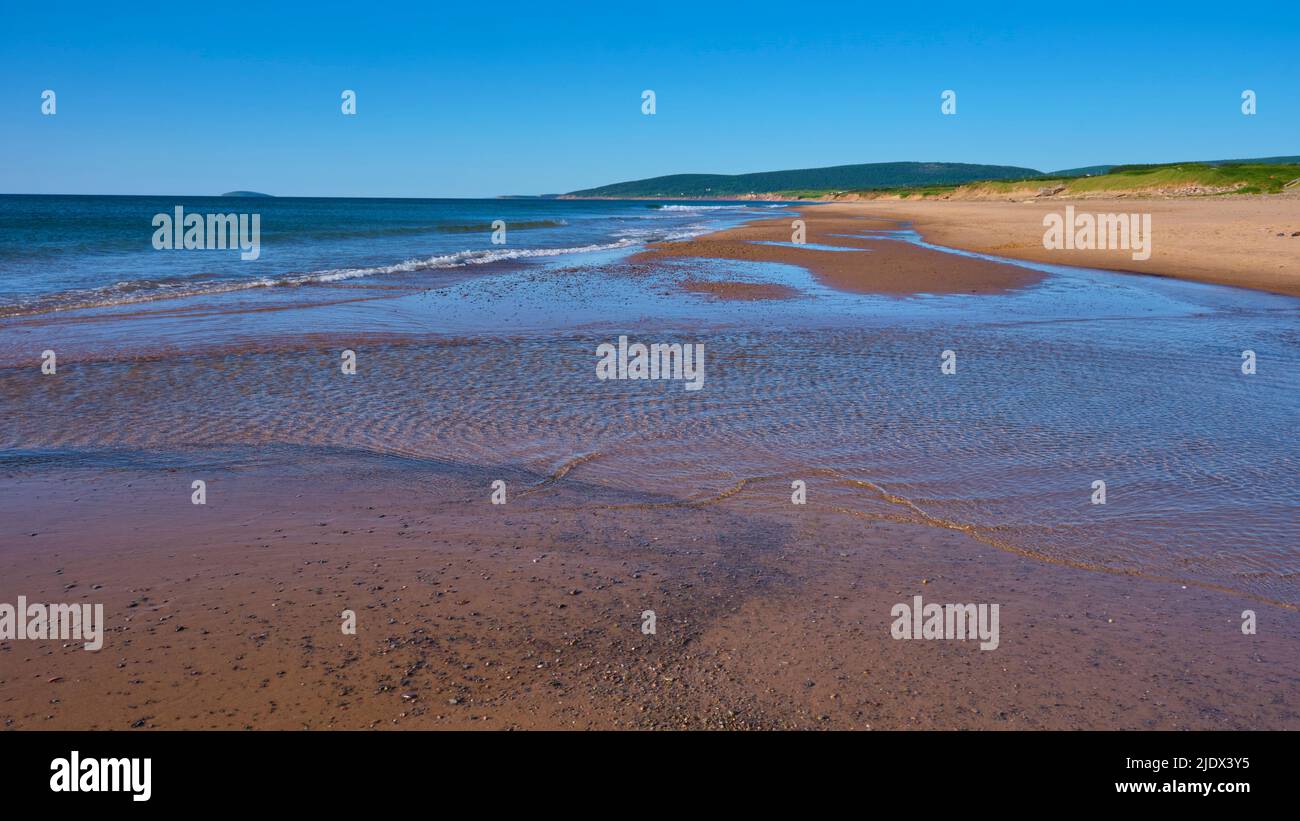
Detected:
left=0, top=194, right=785, bottom=316
left=1, top=195, right=1297, bottom=608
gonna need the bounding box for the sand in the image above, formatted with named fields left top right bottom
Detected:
left=635, top=197, right=1300, bottom=298
left=4, top=199, right=1298, bottom=731
left=3, top=454, right=1297, bottom=730
left=634, top=211, right=1045, bottom=295
left=824, top=197, right=1300, bottom=297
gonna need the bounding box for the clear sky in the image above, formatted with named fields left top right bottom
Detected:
left=2, top=1, right=1296, bottom=197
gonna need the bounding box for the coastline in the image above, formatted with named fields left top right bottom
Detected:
left=631, top=196, right=1300, bottom=298
left=633, top=207, right=1046, bottom=295
left=842, top=196, right=1300, bottom=297
left=3, top=198, right=1297, bottom=731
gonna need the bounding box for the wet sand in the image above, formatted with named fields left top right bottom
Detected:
left=829, top=197, right=1300, bottom=297
left=3, top=453, right=1297, bottom=730
left=679, top=279, right=799, bottom=300
left=634, top=210, right=1045, bottom=295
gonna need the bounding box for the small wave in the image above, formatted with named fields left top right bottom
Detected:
left=0, top=238, right=641, bottom=318
left=659, top=224, right=717, bottom=241
left=611, top=221, right=715, bottom=242
left=307, top=238, right=639, bottom=281
left=651, top=204, right=738, bottom=212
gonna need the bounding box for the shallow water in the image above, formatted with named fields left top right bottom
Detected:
left=1, top=204, right=1297, bottom=606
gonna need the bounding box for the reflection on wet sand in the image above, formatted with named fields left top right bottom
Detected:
left=1, top=217, right=1297, bottom=728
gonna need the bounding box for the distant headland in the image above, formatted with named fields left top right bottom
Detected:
left=563, top=157, right=1300, bottom=200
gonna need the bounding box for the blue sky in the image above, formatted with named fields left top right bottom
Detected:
left=2, top=1, right=1296, bottom=197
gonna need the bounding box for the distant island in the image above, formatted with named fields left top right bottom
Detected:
left=221, top=191, right=273, bottom=198
left=564, top=156, right=1300, bottom=200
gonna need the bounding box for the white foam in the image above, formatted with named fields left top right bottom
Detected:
left=3, top=239, right=646, bottom=317
left=653, top=204, right=738, bottom=211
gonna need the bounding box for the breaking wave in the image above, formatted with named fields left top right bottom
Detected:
left=0, top=239, right=641, bottom=317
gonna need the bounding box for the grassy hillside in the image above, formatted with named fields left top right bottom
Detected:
left=564, top=162, right=1043, bottom=198
left=1047, top=156, right=1300, bottom=178
left=564, top=157, right=1300, bottom=200
left=843, top=162, right=1300, bottom=200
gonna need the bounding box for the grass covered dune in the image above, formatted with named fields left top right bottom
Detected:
left=838, top=162, right=1300, bottom=201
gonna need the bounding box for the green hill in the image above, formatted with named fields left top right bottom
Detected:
left=1048, top=156, right=1300, bottom=178
left=565, top=156, right=1300, bottom=199
left=564, top=162, right=1043, bottom=198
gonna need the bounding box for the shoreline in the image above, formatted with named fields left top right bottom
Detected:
left=632, top=196, right=1300, bottom=298
left=843, top=197, right=1300, bottom=297
left=633, top=209, right=1047, bottom=295
left=3, top=200, right=1297, bottom=731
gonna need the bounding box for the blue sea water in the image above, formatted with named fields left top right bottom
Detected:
left=0, top=195, right=784, bottom=315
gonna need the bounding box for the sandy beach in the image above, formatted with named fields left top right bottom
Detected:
left=818, top=197, right=1300, bottom=297
left=9, top=7, right=1300, bottom=805
left=633, top=197, right=1300, bottom=298
left=4, top=452, right=1298, bottom=730
left=2, top=197, right=1297, bottom=731
left=635, top=211, right=1046, bottom=295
